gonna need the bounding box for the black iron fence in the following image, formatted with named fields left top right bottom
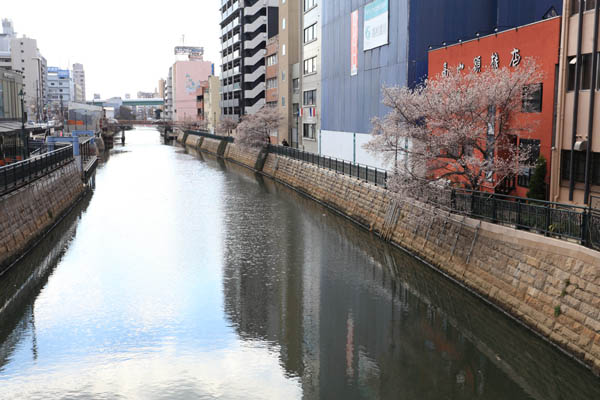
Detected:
left=268, top=144, right=388, bottom=187
left=421, top=188, right=597, bottom=247
left=0, top=145, right=74, bottom=196
left=186, top=130, right=234, bottom=143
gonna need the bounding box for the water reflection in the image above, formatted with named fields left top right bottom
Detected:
left=216, top=157, right=600, bottom=400
left=0, top=131, right=597, bottom=399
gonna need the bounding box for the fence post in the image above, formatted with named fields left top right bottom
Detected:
left=516, top=199, right=522, bottom=228
left=375, top=169, right=378, bottom=186
left=581, top=208, right=589, bottom=246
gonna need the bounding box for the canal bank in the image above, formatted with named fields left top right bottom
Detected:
left=179, top=133, right=600, bottom=374
left=1, top=128, right=598, bottom=398
left=0, top=160, right=87, bottom=275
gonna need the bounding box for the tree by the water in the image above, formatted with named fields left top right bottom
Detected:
left=364, top=58, right=543, bottom=195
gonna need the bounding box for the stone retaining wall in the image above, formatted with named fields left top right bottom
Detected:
left=0, top=161, right=85, bottom=272
left=185, top=140, right=600, bottom=373
left=200, top=137, right=222, bottom=155
left=185, top=135, right=203, bottom=149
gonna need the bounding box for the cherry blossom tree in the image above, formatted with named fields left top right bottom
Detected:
left=217, top=117, right=239, bottom=136
left=364, top=58, right=543, bottom=195
left=234, top=106, right=282, bottom=149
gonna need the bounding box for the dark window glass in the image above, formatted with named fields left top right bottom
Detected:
left=303, top=89, right=316, bottom=105
left=572, top=0, right=580, bottom=14
left=561, top=150, right=591, bottom=183
left=522, top=83, right=543, bottom=113
left=581, top=53, right=593, bottom=89
left=587, top=0, right=596, bottom=11
left=593, top=153, right=600, bottom=185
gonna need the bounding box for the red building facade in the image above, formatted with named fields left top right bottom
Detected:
left=428, top=17, right=561, bottom=198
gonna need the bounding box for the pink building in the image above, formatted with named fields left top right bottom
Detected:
left=173, top=60, right=213, bottom=122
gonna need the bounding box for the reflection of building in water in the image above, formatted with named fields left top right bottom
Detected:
left=0, top=195, right=89, bottom=370
left=218, top=167, right=600, bottom=400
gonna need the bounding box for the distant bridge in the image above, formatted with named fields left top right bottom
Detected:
left=88, top=98, right=164, bottom=107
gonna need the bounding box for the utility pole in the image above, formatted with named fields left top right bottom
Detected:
left=19, top=89, right=29, bottom=159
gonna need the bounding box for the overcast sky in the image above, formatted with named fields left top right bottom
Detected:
left=3, top=0, right=221, bottom=100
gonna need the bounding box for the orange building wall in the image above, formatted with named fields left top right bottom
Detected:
left=428, top=17, right=561, bottom=197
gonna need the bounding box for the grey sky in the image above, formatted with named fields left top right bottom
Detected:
left=3, top=0, right=221, bottom=99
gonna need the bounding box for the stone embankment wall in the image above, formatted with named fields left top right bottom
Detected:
left=187, top=140, right=600, bottom=373
left=0, top=161, right=85, bottom=272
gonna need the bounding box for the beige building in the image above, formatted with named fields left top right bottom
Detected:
left=205, top=75, right=221, bottom=133
left=276, top=0, right=301, bottom=146
left=551, top=0, right=600, bottom=205
left=10, top=37, right=47, bottom=121
left=299, top=0, right=321, bottom=153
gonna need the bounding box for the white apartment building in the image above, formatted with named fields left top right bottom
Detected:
left=72, top=63, right=86, bottom=102
left=299, top=0, right=321, bottom=154
left=219, top=0, right=279, bottom=119
left=10, top=38, right=47, bottom=121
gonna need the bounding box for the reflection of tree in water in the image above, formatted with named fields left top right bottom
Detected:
left=0, top=194, right=91, bottom=372
left=218, top=161, right=600, bottom=400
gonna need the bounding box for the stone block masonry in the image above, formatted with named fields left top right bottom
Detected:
left=186, top=140, right=600, bottom=373
left=0, top=161, right=85, bottom=272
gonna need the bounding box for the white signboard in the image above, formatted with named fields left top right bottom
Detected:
left=364, top=0, right=388, bottom=51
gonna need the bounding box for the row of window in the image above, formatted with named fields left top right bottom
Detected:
left=571, top=0, right=597, bottom=15
left=561, top=150, right=600, bottom=186
left=304, top=56, right=317, bottom=75
left=304, top=24, right=317, bottom=43
left=304, top=0, right=316, bottom=12
left=266, top=78, right=277, bottom=89
left=267, top=54, right=277, bottom=66
left=567, top=53, right=600, bottom=91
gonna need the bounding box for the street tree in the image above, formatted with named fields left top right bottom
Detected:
left=234, top=106, right=282, bottom=149
left=364, top=58, right=543, bottom=195
left=217, top=117, right=239, bottom=136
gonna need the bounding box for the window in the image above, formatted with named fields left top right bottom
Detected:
left=522, top=83, right=543, bottom=113
left=303, top=89, right=316, bottom=105
left=282, top=70, right=286, bottom=81
left=571, top=0, right=596, bottom=14
left=267, top=54, right=278, bottom=66
left=266, top=78, right=278, bottom=89
left=560, top=150, right=600, bottom=185
left=282, top=44, right=286, bottom=56
left=303, top=56, right=316, bottom=75
left=303, top=123, right=316, bottom=139
left=304, top=0, right=316, bottom=12
left=293, top=78, right=299, bottom=93
left=567, top=53, right=594, bottom=91
left=518, top=139, right=541, bottom=187
left=304, top=24, right=316, bottom=43
left=282, top=96, right=285, bottom=106
left=282, top=18, right=286, bottom=30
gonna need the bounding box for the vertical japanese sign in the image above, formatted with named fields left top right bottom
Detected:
left=364, top=0, right=388, bottom=51
left=351, top=10, right=359, bottom=76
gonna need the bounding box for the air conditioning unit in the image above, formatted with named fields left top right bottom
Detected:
left=574, top=140, right=588, bottom=152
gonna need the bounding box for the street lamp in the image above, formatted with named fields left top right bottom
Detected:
left=18, top=89, right=29, bottom=159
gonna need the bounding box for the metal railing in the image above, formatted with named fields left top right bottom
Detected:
left=268, top=144, right=388, bottom=187
left=421, top=188, right=597, bottom=247
left=0, top=145, right=74, bottom=196
left=186, top=130, right=235, bottom=143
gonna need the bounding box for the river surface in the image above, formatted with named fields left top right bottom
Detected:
left=0, top=128, right=598, bottom=399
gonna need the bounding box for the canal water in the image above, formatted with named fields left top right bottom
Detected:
left=0, top=128, right=598, bottom=399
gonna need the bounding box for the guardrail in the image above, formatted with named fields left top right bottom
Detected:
left=186, top=130, right=235, bottom=143
left=421, top=187, right=599, bottom=249
left=268, top=144, right=388, bottom=187
left=0, top=145, right=74, bottom=196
